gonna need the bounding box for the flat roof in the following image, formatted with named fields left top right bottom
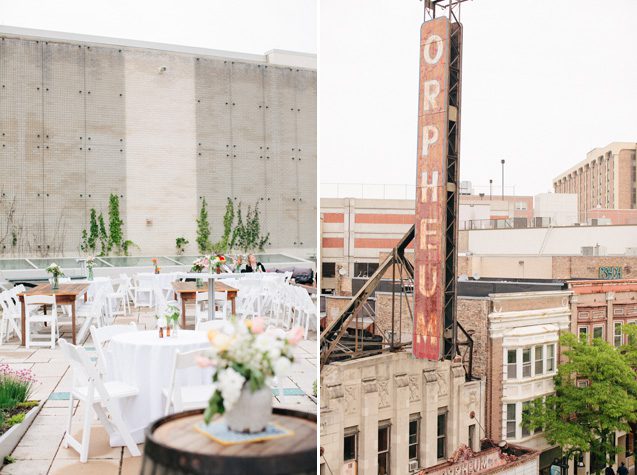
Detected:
left=0, top=25, right=316, bottom=69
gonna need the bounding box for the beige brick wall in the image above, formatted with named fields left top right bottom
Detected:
left=486, top=336, right=503, bottom=440
left=552, top=256, right=637, bottom=280
left=457, top=297, right=489, bottom=379
left=375, top=292, right=413, bottom=342
left=617, top=149, right=635, bottom=209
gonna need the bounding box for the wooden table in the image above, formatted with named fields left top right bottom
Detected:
left=171, top=281, right=238, bottom=328
left=143, top=408, right=317, bottom=474
left=18, top=283, right=90, bottom=346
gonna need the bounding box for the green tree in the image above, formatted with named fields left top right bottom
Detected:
left=196, top=197, right=211, bottom=253
left=219, top=198, right=234, bottom=251
left=230, top=203, right=244, bottom=251
left=87, top=209, right=99, bottom=253
left=97, top=212, right=110, bottom=256
left=108, top=194, right=124, bottom=253
left=524, top=332, right=637, bottom=473
left=249, top=201, right=270, bottom=251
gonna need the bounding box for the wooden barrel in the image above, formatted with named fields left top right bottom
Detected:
left=141, top=408, right=317, bottom=475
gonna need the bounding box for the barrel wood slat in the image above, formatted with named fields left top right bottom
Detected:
left=142, top=408, right=316, bottom=475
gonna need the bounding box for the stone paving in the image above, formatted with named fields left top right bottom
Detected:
left=0, top=307, right=317, bottom=474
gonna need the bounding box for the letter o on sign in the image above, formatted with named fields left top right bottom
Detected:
left=424, top=34, right=444, bottom=64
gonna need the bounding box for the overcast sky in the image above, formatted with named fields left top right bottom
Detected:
left=320, top=0, right=637, bottom=196
left=0, top=0, right=316, bottom=56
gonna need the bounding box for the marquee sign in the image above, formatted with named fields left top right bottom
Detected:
left=422, top=449, right=506, bottom=475
left=413, top=17, right=452, bottom=360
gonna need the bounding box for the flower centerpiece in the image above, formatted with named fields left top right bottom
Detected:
left=209, top=255, right=226, bottom=274
left=164, top=304, right=180, bottom=336
left=191, top=256, right=210, bottom=287
left=198, top=318, right=304, bottom=433
left=86, top=256, right=96, bottom=281
left=151, top=258, right=160, bottom=274
left=45, top=263, right=64, bottom=290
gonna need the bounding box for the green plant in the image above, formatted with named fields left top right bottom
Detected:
left=313, top=380, right=317, bottom=397
left=230, top=203, right=244, bottom=251
left=524, top=332, right=637, bottom=471
left=196, top=197, right=212, bottom=253
left=175, top=237, right=189, bottom=255
left=121, top=239, right=139, bottom=256
left=108, top=194, right=124, bottom=253
left=229, top=202, right=270, bottom=253
left=164, top=305, right=180, bottom=325
left=98, top=212, right=110, bottom=256
left=16, top=400, right=38, bottom=409
left=3, top=455, right=15, bottom=465
left=87, top=208, right=99, bottom=253
left=6, top=413, right=24, bottom=427
left=0, top=365, right=36, bottom=409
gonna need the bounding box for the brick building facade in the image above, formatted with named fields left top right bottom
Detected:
left=553, top=142, right=637, bottom=222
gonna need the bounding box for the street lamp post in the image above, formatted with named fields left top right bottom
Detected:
left=501, top=159, right=505, bottom=200
left=489, top=179, right=493, bottom=200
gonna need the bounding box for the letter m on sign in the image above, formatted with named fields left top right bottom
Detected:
left=413, top=16, right=451, bottom=360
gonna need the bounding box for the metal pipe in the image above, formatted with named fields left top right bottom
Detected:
left=501, top=159, right=505, bottom=199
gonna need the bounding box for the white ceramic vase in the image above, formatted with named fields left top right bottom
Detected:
left=225, top=386, right=272, bottom=433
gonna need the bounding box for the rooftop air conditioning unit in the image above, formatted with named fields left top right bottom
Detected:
left=581, top=245, right=607, bottom=256
left=409, top=460, right=420, bottom=472
left=626, top=248, right=637, bottom=256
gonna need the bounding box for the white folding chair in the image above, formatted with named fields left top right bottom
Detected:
left=194, top=291, right=229, bottom=330
left=74, top=286, right=108, bottom=340
left=133, top=274, right=154, bottom=308
left=25, top=294, right=59, bottom=350
left=153, top=280, right=179, bottom=316
left=163, top=348, right=215, bottom=415
left=196, top=319, right=227, bottom=332
left=59, top=339, right=140, bottom=463
left=90, top=323, right=138, bottom=376
left=106, top=278, right=129, bottom=320
left=0, top=290, right=21, bottom=345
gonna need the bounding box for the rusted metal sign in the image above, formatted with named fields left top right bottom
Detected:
left=413, top=17, right=451, bottom=360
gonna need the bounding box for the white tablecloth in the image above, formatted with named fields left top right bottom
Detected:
left=107, top=329, right=211, bottom=445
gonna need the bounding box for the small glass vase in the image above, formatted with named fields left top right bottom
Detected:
left=51, top=275, right=59, bottom=290
left=171, top=320, right=179, bottom=337
left=224, top=386, right=272, bottom=433
left=196, top=278, right=205, bottom=288
left=87, top=267, right=94, bottom=281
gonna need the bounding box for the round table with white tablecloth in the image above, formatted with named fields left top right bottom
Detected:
left=106, top=329, right=212, bottom=445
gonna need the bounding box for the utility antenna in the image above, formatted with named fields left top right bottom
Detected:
left=422, top=0, right=472, bottom=22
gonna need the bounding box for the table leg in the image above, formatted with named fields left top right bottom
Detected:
left=71, top=300, right=77, bottom=345
left=231, top=296, right=236, bottom=316
left=181, top=297, right=187, bottom=329
left=20, top=298, right=26, bottom=347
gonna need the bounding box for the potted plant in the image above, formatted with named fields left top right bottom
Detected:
left=209, top=255, right=226, bottom=274
left=0, top=365, right=40, bottom=464
left=191, top=257, right=209, bottom=288
left=175, top=237, right=189, bottom=255
left=151, top=258, right=160, bottom=274
left=86, top=256, right=96, bottom=281
left=45, top=263, right=64, bottom=290
left=198, top=318, right=304, bottom=433
left=164, top=305, right=181, bottom=336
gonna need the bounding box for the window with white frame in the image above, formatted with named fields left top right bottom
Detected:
left=593, top=325, right=604, bottom=340
left=506, top=350, right=517, bottom=379
left=522, top=348, right=532, bottom=377
left=615, top=322, right=623, bottom=347
left=579, top=326, right=588, bottom=342
left=546, top=344, right=555, bottom=372
left=506, top=404, right=516, bottom=439
left=534, top=346, right=543, bottom=375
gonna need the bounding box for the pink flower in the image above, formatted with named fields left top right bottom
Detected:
left=286, top=327, right=304, bottom=345
left=251, top=317, right=266, bottom=334
left=195, top=356, right=215, bottom=368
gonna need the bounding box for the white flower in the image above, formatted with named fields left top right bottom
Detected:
left=273, top=357, right=292, bottom=377
left=218, top=367, right=245, bottom=412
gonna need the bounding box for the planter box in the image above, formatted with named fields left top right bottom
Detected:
left=0, top=403, right=42, bottom=463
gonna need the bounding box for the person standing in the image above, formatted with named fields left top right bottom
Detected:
left=618, top=462, right=628, bottom=475
left=242, top=253, right=265, bottom=273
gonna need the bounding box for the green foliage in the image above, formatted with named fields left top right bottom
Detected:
left=80, top=195, right=135, bottom=256
left=6, top=413, right=24, bottom=427
left=175, top=237, right=189, bottom=255
left=196, top=197, right=212, bottom=253
left=97, top=212, right=109, bottom=256
left=16, top=400, right=38, bottom=409
left=524, top=332, right=637, bottom=469
left=210, top=198, right=235, bottom=254
left=230, top=203, right=244, bottom=251
left=229, top=202, right=270, bottom=253
left=313, top=380, right=317, bottom=398
left=0, top=368, right=35, bottom=410
left=3, top=455, right=15, bottom=464
left=87, top=209, right=99, bottom=253
left=108, top=194, right=124, bottom=252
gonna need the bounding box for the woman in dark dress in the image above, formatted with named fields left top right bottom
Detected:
left=242, top=253, right=265, bottom=273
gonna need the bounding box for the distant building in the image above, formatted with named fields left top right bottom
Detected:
left=533, top=193, right=578, bottom=227
left=553, top=142, right=637, bottom=223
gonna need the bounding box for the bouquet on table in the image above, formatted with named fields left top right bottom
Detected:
left=198, top=318, right=304, bottom=433
left=209, top=255, right=226, bottom=274
left=86, top=256, right=96, bottom=280
left=46, top=263, right=65, bottom=290
left=192, top=256, right=210, bottom=287
left=151, top=258, right=160, bottom=274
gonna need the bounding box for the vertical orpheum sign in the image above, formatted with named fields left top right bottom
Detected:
left=413, top=16, right=461, bottom=360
